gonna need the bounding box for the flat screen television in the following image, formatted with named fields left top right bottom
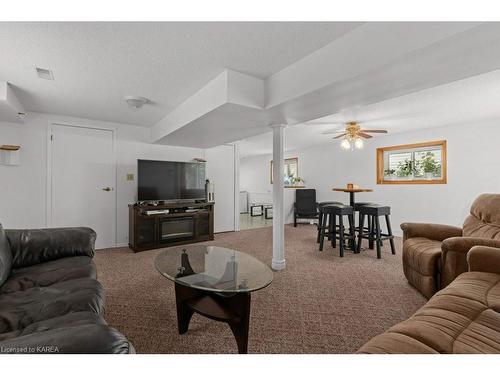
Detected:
left=137, top=159, right=206, bottom=202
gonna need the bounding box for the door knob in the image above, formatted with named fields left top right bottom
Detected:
left=102, top=187, right=113, bottom=192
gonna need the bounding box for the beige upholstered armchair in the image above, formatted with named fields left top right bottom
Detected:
left=401, top=193, right=500, bottom=298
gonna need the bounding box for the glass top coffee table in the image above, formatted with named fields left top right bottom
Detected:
left=155, top=245, right=273, bottom=354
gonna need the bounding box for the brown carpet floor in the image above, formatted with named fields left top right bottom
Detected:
left=94, top=224, right=426, bottom=354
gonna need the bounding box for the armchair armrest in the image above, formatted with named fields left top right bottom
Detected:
left=6, top=227, right=96, bottom=269
left=440, top=237, right=500, bottom=288
left=467, top=246, right=500, bottom=274
left=400, top=222, right=462, bottom=242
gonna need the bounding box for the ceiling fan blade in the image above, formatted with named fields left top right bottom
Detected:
left=333, top=133, right=347, bottom=139
left=305, top=122, right=346, bottom=126
left=321, top=130, right=347, bottom=135
left=360, top=129, right=388, bottom=133
left=358, top=132, right=373, bottom=139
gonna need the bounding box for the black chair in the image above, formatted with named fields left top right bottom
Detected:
left=318, top=204, right=355, bottom=257
left=293, top=189, right=319, bottom=227
left=356, top=204, right=396, bottom=259
left=316, top=201, right=342, bottom=243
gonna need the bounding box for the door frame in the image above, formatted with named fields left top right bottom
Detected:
left=233, top=143, right=240, bottom=232
left=46, top=122, right=118, bottom=248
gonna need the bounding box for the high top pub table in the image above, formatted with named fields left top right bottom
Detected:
left=332, top=187, right=373, bottom=208
left=332, top=187, right=373, bottom=249
left=155, top=245, right=273, bottom=354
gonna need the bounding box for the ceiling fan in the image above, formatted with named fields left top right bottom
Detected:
left=320, top=121, right=388, bottom=150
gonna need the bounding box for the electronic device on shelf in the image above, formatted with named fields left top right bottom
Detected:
left=145, top=209, right=169, bottom=216
left=138, top=159, right=206, bottom=202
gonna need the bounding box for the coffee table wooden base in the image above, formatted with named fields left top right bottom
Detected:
left=175, top=283, right=251, bottom=354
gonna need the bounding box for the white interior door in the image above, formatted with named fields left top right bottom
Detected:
left=205, top=145, right=235, bottom=233
left=49, top=124, right=115, bottom=249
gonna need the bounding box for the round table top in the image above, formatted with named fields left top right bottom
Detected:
left=332, top=187, right=373, bottom=193
left=155, top=245, right=273, bottom=293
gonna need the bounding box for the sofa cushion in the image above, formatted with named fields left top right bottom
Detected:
left=6, top=227, right=96, bottom=269
left=358, top=271, right=500, bottom=353
left=355, top=332, right=439, bottom=354
left=0, top=311, right=105, bottom=342
left=0, top=277, right=105, bottom=334
left=0, top=224, right=13, bottom=286
left=0, top=256, right=96, bottom=293
left=0, top=311, right=133, bottom=354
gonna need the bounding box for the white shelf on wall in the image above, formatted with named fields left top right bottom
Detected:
left=0, top=145, right=21, bottom=166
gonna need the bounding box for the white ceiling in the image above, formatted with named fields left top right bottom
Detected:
left=239, top=68, right=500, bottom=158
left=153, top=22, right=500, bottom=148
left=3, top=22, right=500, bottom=152
left=0, top=22, right=361, bottom=126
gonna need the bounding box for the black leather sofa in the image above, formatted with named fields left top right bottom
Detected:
left=0, top=224, right=133, bottom=354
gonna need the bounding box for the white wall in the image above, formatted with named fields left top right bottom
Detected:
left=0, top=112, right=208, bottom=245
left=239, top=120, right=500, bottom=234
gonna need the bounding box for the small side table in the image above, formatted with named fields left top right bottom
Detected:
left=250, top=204, right=264, bottom=217
left=264, top=205, right=273, bottom=219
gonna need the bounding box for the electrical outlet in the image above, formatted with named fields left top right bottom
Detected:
left=126, top=174, right=134, bottom=181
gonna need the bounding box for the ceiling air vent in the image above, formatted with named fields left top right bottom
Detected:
left=36, top=67, right=54, bottom=80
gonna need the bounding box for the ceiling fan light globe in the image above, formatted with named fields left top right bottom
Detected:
left=340, top=139, right=351, bottom=150
left=355, top=138, right=364, bottom=149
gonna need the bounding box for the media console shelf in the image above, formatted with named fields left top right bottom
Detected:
left=128, top=202, right=214, bottom=252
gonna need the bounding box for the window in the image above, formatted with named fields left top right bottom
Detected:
left=270, top=157, right=300, bottom=187
left=376, top=140, right=447, bottom=184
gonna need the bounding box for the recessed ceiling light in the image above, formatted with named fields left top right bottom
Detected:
left=124, top=96, right=149, bottom=110
left=35, top=67, right=54, bottom=80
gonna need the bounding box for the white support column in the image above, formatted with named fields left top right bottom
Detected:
left=270, top=124, right=286, bottom=271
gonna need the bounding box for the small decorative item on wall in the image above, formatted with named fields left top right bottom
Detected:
left=270, top=157, right=304, bottom=188
left=0, top=145, right=21, bottom=166
left=376, top=140, right=447, bottom=184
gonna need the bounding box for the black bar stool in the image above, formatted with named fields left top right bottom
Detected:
left=316, top=201, right=342, bottom=243
left=318, top=204, right=355, bottom=257
left=356, top=204, right=395, bottom=259
left=353, top=202, right=373, bottom=235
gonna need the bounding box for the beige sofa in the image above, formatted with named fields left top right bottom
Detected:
left=358, top=245, right=500, bottom=353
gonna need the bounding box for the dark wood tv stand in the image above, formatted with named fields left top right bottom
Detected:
left=128, top=201, right=214, bottom=252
